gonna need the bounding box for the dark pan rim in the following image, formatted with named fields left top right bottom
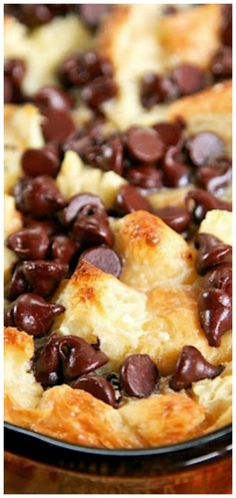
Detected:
left=4, top=421, right=232, bottom=458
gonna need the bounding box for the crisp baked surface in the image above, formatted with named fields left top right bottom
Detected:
left=54, top=211, right=231, bottom=375
left=114, top=210, right=196, bottom=290
left=5, top=208, right=232, bottom=447
left=5, top=327, right=206, bottom=448
left=4, top=4, right=232, bottom=449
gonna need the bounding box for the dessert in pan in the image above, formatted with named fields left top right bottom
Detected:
left=4, top=4, right=232, bottom=449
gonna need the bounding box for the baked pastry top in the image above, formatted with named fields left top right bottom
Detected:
left=4, top=4, right=232, bottom=449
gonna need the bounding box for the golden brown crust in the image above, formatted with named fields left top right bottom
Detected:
left=98, top=6, right=130, bottom=69
left=114, top=211, right=196, bottom=290
left=4, top=6, right=232, bottom=449
left=97, top=4, right=227, bottom=131
left=168, top=81, right=232, bottom=156
left=144, top=286, right=231, bottom=375
left=120, top=393, right=205, bottom=446
left=53, top=258, right=148, bottom=371
left=4, top=326, right=33, bottom=351
left=4, top=327, right=43, bottom=410
left=160, top=4, right=221, bottom=69
left=4, top=206, right=232, bottom=446
left=4, top=327, right=205, bottom=448
left=98, top=5, right=167, bottom=129
left=169, top=80, right=232, bottom=118
left=53, top=211, right=231, bottom=377
left=99, top=5, right=221, bottom=72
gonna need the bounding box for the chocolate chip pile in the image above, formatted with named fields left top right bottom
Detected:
left=195, top=233, right=232, bottom=347
left=5, top=188, right=122, bottom=330
left=4, top=42, right=232, bottom=229
left=4, top=4, right=232, bottom=408
left=32, top=333, right=225, bottom=406
left=4, top=181, right=230, bottom=406
left=4, top=4, right=112, bottom=30
left=32, top=335, right=161, bottom=407
left=76, top=124, right=232, bottom=232
left=4, top=50, right=117, bottom=115
left=140, top=4, right=232, bottom=108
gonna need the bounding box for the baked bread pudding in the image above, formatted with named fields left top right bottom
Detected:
left=4, top=4, right=232, bottom=449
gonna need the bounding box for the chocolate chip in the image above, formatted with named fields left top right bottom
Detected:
left=24, top=217, right=61, bottom=237
left=51, top=235, right=78, bottom=264
left=14, top=176, right=66, bottom=218
left=81, top=135, right=124, bottom=175
left=22, top=145, right=60, bottom=178
left=4, top=76, right=13, bottom=103
left=211, top=46, right=232, bottom=79
left=6, top=4, right=54, bottom=28
left=79, top=246, right=122, bottom=277
left=195, top=233, right=232, bottom=276
left=22, top=260, right=68, bottom=297
left=63, top=193, right=113, bottom=247
left=33, top=85, right=74, bottom=112
left=4, top=293, right=65, bottom=336
left=33, top=333, right=61, bottom=386
left=63, top=193, right=104, bottom=226
left=115, top=184, right=151, bottom=214
left=79, top=4, right=112, bottom=29
left=169, top=345, right=224, bottom=391
left=154, top=206, right=191, bottom=233
left=221, top=4, right=232, bottom=47
left=185, top=189, right=232, bottom=223
left=126, top=166, right=162, bottom=190
left=58, top=336, right=108, bottom=380
left=162, top=146, right=190, bottom=187
left=41, top=108, right=75, bottom=144
left=120, top=354, right=159, bottom=398
left=64, top=195, right=110, bottom=246
left=140, top=73, right=179, bottom=109
left=70, top=375, right=117, bottom=407
left=153, top=121, right=183, bottom=148
left=186, top=132, right=225, bottom=167
left=196, top=159, right=232, bottom=193
left=81, top=76, right=117, bottom=111
left=45, top=5, right=73, bottom=16
left=6, top=226, right=49, bottom=260
left=198, top=288, right=232, bottom=347
left=72, top=204, right=113, bottom=247
left=59, top=50, right=113, bottom=88
left=172, top=64, right=206, bottom=96
left=124, top=127, right=164, bottom=163
left=6, top=263, right=30, bottom=301
left=4, top=58, right=26, bottom=86
left=63, top=117, right=105, bottom=155
left=203, top=264, right=232, bottom=297
left=4, top=58, right=26, bottom=103
left=162, top=5, right=178, bottom=15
